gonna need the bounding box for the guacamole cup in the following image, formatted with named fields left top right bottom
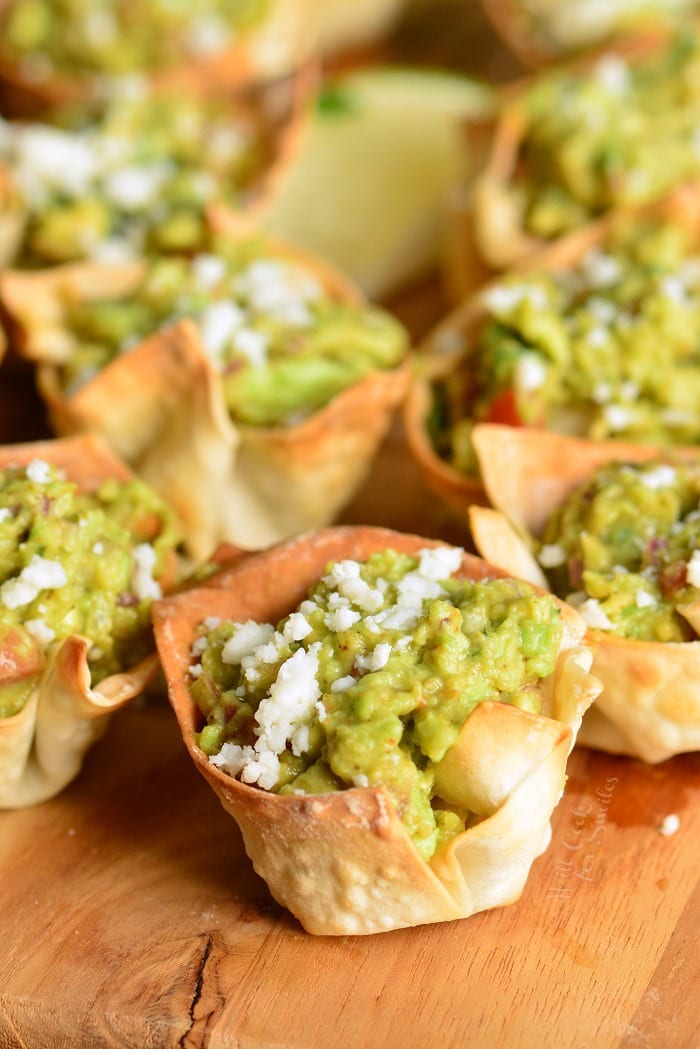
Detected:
left=469, top=423, right=700, bottom=763
left=463, top=24, right=700, bottom=275
left=409, top=187, right=700, bottom=517
left=0, top=73, right=311, bottom=271
left=477, top=0, right=694, bottom=67
left=0, top=432, right=183, bottom=807
left=1, top=237, right=411, bottom=560
left=0, top=0, right=318, bottom=116
left=153, top=525, right=599, bottom=935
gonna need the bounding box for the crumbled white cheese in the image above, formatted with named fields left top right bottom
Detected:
left=592, top=381, right=612, bottom=405
left=604, top=404, right=632, bottom=432
left=322, top=560, right=384, bottom=613
left=356, top=642, right=392, bottom=673
left=0, top=508, right=11, bottom=522
left=92, top=541, right=104, bottom=555
left=184, top=14, right=232, bottom=56
left=587, top=296, right=618, bottom=325
left=104, top=164, right=170, bottom=211
left=595, top=55, right=630, bottom=94
left=0, top=555, right=68, bottom=609
left=538, top=543, right=567, bottom=568
left=577, top=598, right=614, bottom=631
left=352, top=774, right=370, bottom=788
left=221, top=621, right=274, bottom=665
left=658, top=814, right=680, bottom=836
left=26, top=459, right=52, bottom=484
left=191, top=254, right=227, bottom=291
left=638, top=465, right=677, bottom=490
left=199, top=301, right=245, bottom=361
left=282, top=612, right=313, bottom=643
left=330, top=675, right=357, bottom=693
left=203, top=616, right=221, bottom=631
left=516, top=354, right=547, bottom=392
left=84, top=7, right=118, bottom=45
left=686, top=550, right=700, bottom=589
left=24, top=618, right=55, bottom=647
left=581, top=247, right=621, bottom=288
left=659, top=276, right=687, bottom=305
left=14, top=126, right=97, bottom=204
left=635, top=590, right=656, bottom=608
left=233, top=328, right=268, bottom=368
left=586, top=327, right=607, bottom=348
left=131, top=543, right=162, bottom=602
left=188, top=663, right=203, bottom=678
left=324, top=606, right=362, bottom=632
left=191, top=635, right=209, bottom=657
left=482, top=282, right=546, bottom=315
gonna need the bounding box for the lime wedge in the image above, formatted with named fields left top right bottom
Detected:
left=263, top=68, right=496, bottom=299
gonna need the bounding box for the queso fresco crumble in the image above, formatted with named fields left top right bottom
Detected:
left=0, top=458, right=181, bottom=717
left=189, top=547, right=565, bottom=859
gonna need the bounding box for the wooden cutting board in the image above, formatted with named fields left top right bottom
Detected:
left=0, top=358, right=699, bottom=1049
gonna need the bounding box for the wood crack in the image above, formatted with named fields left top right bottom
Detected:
left=179, top=932, right=214, bottom=1048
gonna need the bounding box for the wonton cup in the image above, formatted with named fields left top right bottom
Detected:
left=0, top=0, right=316, bottom=116
left=0, top=433, right=167, bottom=807
left=153, top=525, right=599, bottom=936
left=462, top=26, right=689, bottom=278
left=0, top=70, right=313, bottom=275
left=1, top=244, right=410, bottom=561
left=0, top=0, right=406, bottom=118
left=469, top=423, right=700, bottom=763
left=410, top=186, right=700, bottom=513
left=476, top=0, right=677, bottom=67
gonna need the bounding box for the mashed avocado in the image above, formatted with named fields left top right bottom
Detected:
left=433, top=217, right=700, bottom=474
left=517, top=29, right=700, bottom=237
left=59, top=237, right=409, bottom=426
left=516, top=0, right=697, bottom=55
left=0, top=459, right=181, bottom=718
left=0, top=0, right=268, bottom=79
left=537, top=458, right=700, bottom=642
left=189, top=547, right=563, bottom=860
left=0, top=88, right=268, bottom=267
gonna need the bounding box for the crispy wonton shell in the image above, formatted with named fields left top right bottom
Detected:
left=0, top=433, right=164, bottom=807
left=153, top=525, right=599, bottom=935
left=2, top=248, right=410, bottom=561
left=0, top=0, right=406, bottom=117
left=410, top=186, right=700, bottom=517
left=461, top=26, right=690, bottom=277
left=477, top=0, right=676, bottom=68
left=469, top=423, right=700, bottom=763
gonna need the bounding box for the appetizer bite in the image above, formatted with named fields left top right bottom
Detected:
left=0, top=433, right=182, bottom=807
left=470, top=424, right=700, bottom=763
left=478, top=0, right=697, bottom=67
left=2, top=234, right=410, bottom=558
left=407, top=194, right=700, bottom=515
left=0, top=78, right=305, bottom=270
left=153, top=526, right=600, bottom=935
left=0, top=0, right=313, bottom=113
left=468, top=25, right=700, bottom=272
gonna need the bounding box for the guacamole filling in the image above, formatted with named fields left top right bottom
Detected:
left=0, top=459, right=181, bottom=718
left=537, top=458, right=700, bottom=642
left=0, top=88, right=269, bottom=266
left=0, top=0, right=269, bottom=79
left=432, top=218, right=700, bottom=475
left=518, top=0, right=696, bottom=53
left=58, top=238, right=409, bottom=426
left=189, top=547, right=563, bottom=860
left=517, top=29, right=700, bottom=238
